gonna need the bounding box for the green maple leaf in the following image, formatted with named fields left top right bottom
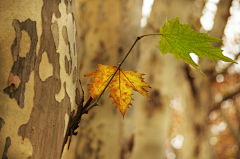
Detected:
left=158, top=17, right=236, bottom=71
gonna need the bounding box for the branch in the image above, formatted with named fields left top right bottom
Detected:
left=60, top=80, right=93, bottom=157
left=209, top=88, right=240, bottom=115
left=85, top=34, right=161, bottom=112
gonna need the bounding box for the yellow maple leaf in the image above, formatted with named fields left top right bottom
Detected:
left=84, top=64, right=151, bottom=117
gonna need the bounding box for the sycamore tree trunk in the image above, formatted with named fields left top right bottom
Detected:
left=130, top=0, right=195, bottom=159
left=0, top=0, right=80, bottom=158
left=61, top=0, right=143, bottom=159
left=181, top=0, right=232, bottom=158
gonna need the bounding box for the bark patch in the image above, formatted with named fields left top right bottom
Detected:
left=194, top=123, right=204, bottom=136
left=146, top=89, right=162, bottom=117
left=120, top=135, right=134, bottom=159
left=75, top=83, right=81, bottom=106
left=72, top=67, right=76, bottom=84
left=39, top=51, right=53, bottom=81
left=64, top=0, right=73, bottom=14
left=7, top=73, right=21, bottom=89
left=19, top=31, right=31, bottom=58
left=65, top=55, right=70, bottom=75
left=93, top=41, right=108, bottom=65
left=193, top=123, right=204, bottom=157
left=65, top=54, right=72, bottom=75
left=3, top=19, right=37, bottom=108
left=51, top=21, right=59, bottom=50
left=0, top=117, right=5, bottom=131
left=2, top=137, right=11, bottom=159
left=62, top=25, right=68, bottom=45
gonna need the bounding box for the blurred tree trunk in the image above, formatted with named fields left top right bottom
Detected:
left=181, top=0, right=232, bottom=158
left=130, top=0, right=195, bottom=159
left=61, top=0, right=143, bottom=158
left=0, top=0, right=80, bottom=159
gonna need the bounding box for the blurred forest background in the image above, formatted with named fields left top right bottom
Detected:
left=62, top=0, right=240, bottom=158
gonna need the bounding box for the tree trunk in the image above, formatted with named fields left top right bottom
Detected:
left=61, top=0, right=143, bottom=159
left=130, top=0, right=195, bottom=159
left=181, top=0, right=232, bottom=158
left=0, top=0, right=80, bottom=158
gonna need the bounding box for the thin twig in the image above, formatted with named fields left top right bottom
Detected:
left=85, top=37, right=141, bottom=112
left=85, top=34, right=161, bottom=112
left=209, top=89, right=240, bottom=115
left=139, top=33, right=161, bottom=38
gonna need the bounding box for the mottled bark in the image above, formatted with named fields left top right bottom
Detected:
left=0, top=0, right=80, bottom=158
left=61, top=0, right=143, bottom=159
left=181, top=0, right=232, bottom=158
left=130, top=0, right=195, bottom=159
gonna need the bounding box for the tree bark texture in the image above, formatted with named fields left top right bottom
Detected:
left=0, top=0, right=80, bottom=158
left=61, top=0, right=143, bottom=159
left=130, top=0, right=196, bottom=159
left=60, top=0, right=233, bottom=159
left=181, top=0, right=232, bottom=158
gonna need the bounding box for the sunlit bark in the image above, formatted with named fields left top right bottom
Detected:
left=61, top=0, right=143, bottom=158
left=0, top=0, right=80, bottom=159
left=130, top=0, right=195, bottom=158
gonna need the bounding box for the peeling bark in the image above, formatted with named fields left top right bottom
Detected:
left=0, top=0, right=80, bottom=158
left=4, top=18, right=37, bottom=109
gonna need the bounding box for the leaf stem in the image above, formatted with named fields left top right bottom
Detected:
left=85, top=34, right=161, bottom=112
left=139, top=33, right=161, bottom=38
